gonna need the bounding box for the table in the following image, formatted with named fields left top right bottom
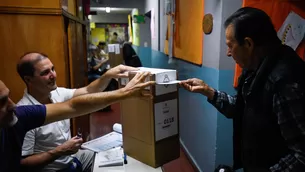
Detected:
left=92, top=154, right=163, bottom=172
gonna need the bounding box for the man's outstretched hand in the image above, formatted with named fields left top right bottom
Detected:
left=122, top=72, right=155, bottom=98
left=105, top=65, right=139, bottom=78
left=179, top=78, right=215, bottom=100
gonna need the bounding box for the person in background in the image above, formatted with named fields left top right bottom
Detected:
left=122, top=42, right=142, bottom=67
left=97, top=41, right=109, bottom=61
left=16, top=52, right=139, bottom=172
left=180, top=7, right=305, bottom=172
left=88, top=47, right=109, bottom=82
left=0, top=70, right=154, bottom=172
left=110, top=32, right=122, bottom=44
left=95, top=42, right=120, bottom=110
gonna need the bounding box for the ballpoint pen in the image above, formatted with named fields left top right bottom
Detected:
left=123, top=152, right=128, bottom=164
left=77, top=128, right=82, bottom=138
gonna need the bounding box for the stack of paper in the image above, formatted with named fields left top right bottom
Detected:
left=81, top=123, right=123, bottom=152
left=96, top=147, right=124, bottom=168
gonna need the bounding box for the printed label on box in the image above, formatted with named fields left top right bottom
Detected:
left=155, top=85, right=177, bottom=96
left=155, top=72, right=176, bottom=83
left=155, top=72, right=177, bottom=96
left=154, top=99, right=178, bottom=141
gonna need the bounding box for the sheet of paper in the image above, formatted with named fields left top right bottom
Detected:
left=114, top=44, right=120, bottom=54
left=277, top=11, right=305, bottom=50
left=156, top=80, right=181, bottom=85
left=136, top=67, right=176, bottom=74
left=81, top=132, right=122, bottom=152
left=96, top=147, right=124, bottom=168
left=108, top=44, right=115, bottom=52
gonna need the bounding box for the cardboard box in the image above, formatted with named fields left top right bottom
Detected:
left=120, top=67, right=178, bottom=96
left=119, top=67, right=180, bottom=168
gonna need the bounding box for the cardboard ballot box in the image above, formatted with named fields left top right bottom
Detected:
left=119, top=67, right=180, bottom=168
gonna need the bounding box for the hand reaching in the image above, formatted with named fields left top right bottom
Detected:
left=105, top=65, right=139, bottom=78
left=55, top=136, right=83, bottom=156
left=122, top=72, right=156, bottom=98
left=179, top=78, right=215, bottom=99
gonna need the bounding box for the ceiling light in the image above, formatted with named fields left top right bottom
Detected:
left=105, top=7, right=111, bottom=13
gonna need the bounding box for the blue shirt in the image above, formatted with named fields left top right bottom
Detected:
left=0, top=105, right=46, bottom=172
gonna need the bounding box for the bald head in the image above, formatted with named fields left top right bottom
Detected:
left=20, top=52, right=44, bottom=62
left=17, top=52, right=48, bottom=83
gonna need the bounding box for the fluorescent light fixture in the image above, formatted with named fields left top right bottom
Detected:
left=90, top=7, right=133, bottom=13
left=105, top=7, right=111, bottom=13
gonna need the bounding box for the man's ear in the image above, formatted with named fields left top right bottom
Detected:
left=24, top=76, right=32, bottom=84
left=244, top=37, right=254, bottom=50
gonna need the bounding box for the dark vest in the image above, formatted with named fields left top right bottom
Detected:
left=233, top=45, right=305, bottom=169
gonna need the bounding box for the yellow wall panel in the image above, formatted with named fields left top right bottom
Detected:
left=90, top=28, right=106, bottom=45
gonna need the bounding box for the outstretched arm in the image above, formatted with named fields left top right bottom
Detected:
left=180, top=78, right=238, bottom=118
left=44, top=72, right=154, bottom=125
left=74, top=65, right=138, bottom=97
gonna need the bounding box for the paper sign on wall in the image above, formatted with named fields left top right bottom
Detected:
left=108, top=44, right=115, bottom=52
left=154, top=99, right=178, bottom=141
left=278, top=11, right=305, bottom=50
left=114, top=44, right=120, bottom=54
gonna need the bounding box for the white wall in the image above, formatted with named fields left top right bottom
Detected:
left=144, top=0, right=159, bottom=51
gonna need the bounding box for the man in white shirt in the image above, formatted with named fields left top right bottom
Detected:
left=98, top=42, right=108, bottom=60
left=16, top=52, right=137, bottom=172
left=110, top=32, right=123, bottom=44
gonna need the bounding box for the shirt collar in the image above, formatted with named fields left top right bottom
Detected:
left=23, top=89, right=52, bottom=105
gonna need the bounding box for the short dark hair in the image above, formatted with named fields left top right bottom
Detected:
left=113, top=32, right=118, bottom=36
left=98, top=41, right=106, bottom=46
left=224, top=7, right=280, bottom=46
left=17, top=52, right=48, bottom=82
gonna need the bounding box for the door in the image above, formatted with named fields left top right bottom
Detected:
left=65, top=18, right=90, bottom=140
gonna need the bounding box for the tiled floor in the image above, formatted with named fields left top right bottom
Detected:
left=90, top=103, right=197, bottom=172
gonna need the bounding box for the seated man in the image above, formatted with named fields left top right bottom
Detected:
left=0, top=71, right=154, bottom=172
left=97, top=41, right=109, bottom=61
left=109, top=32, right=122, bottom=44
left=89, top=44, right=119, bottom=111
left=16, top=52, right=138, bottom=172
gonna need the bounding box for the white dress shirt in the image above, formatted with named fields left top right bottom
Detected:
left=17, top=87, right=76, bottom=172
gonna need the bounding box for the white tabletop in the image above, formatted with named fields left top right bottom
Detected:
left=92, top=154, right=163, bottom=172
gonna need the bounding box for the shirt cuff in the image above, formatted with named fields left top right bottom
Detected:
left=207, top=89, right=218, bottom=104
left=22, top=149, right=34, bottom=157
